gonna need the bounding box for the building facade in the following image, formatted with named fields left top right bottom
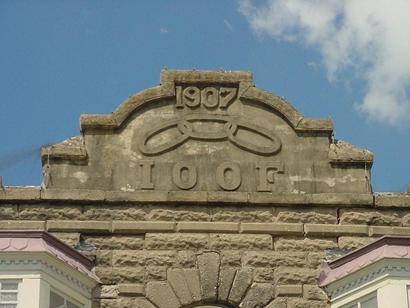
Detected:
left=0, top=70, right=409, bottom=308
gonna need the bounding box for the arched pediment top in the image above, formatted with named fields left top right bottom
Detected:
left=42, top=69, right=373, bottom=194
left=79, top=69, right=333, bottom=133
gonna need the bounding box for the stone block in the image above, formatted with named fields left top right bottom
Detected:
left=19, top=204, right=83, bottom=220
left=93, top=285, right=118, bottom=299
left=145, top=233, right=208, bottom=249
left=105, top=191, right=167, bottom=202
left=240, top=283, right=274, bottom=308
left=84, top=235, right=144, bottom=250
left=197, top=252, right=220, bottom=302
left=369, top=226, right=410, bottom=236
left=275, top=284, right=303, bottom=296
left=112, top=221, right=175, bottom=234
left=274, top=267, right=319, bottom=284
left=228, top=268, right=253, bottom=305
left=94, top=250, right=112, bottom=267
left=41, top=189, right=104, bottom=201
left=168, top=191, right=207, bottom=203
left=47, top=220, right=111, bottom=233
left=338, top=236, right=376, bottom=250
left=265, top=298, right=287, bottom=308
left=375, top=194, right=410, bottom=207
left=275, top=207, right=337, bottom=224
left=177, top=251, right=196, bottom=268
left=207, top=191, right=248, bottom=203
left=287, top=298, right=329, bottom=308
left=182, top=269, right=201, bottom=303
left=0, top=187, right=40, bottom=200
left=146, top=206, right=210, bottom=221
left=274, top=237, right=337, bottom=251
left=0, top=205, right=17, bottom=219
left=304, top=224, right=368, bottom=236
left=0, top=220, right=45, bottom=230
left=210, top=234, right=273, bottom=250
left=253, top=267, right=275, bottom=282
left=218, top=267, right=236, bottom=302
left=113, top=250, right=176, bottom=267
left=113, top=267, right=145, bottom=283
left=221, top=250, right=242, bottom=267
left=177, top=221, right=238, bottom=233
left=146, top=281, right=181, bottom=308
left=134, top=298, right=156, bottom=308
left=84, top=205, right=146, bottom=221
left=211, top=206, right=274, bottom=222
left=242, top=251, right=306, bottom=268
left=339, top=209, right=401, bottom=226
left=303, top=285, right=328, bottom=301
left=49, top=232, right=80, bottom=247
left=167, top=269, right=193, bottom=306
left=241, top=223, right=303, bottom=235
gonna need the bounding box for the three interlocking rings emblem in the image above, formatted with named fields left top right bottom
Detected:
left=139, top=114, right=281, bottom=156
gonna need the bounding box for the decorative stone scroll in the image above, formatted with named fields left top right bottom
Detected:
left=41, top=70, right=373, bottom=194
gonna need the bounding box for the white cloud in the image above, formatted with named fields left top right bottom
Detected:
left=239, top=0, right=410, bottom=125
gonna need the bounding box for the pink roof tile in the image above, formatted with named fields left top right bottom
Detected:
left=320, top=236, right=410, bottom=286
left=0, top=231, right=99, bottom=282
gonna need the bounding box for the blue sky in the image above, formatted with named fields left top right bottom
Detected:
left=0, top=1, right=408, bottom=192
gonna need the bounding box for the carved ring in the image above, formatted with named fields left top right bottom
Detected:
left=139, top=114, right=281, bottom=156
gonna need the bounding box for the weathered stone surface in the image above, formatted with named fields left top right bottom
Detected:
left=112, top=221, right=175, bottom=233
left=84, top=205, right=145, bottom=221
left=228, top=268, right=253, bottom=305
left=218, top=267, right=237, bottom=302
left=167, top=269, right=193, bottom=306
left=240, top=283, right=274, bottom=308
left=275, top=208, right=337, bottom=224
left=369, top=226, right=410, bottom=236
left=118, top=284, right=145, bottom=296
left=339, top=209, right=401, bottom=226
left=19, top=204, right=82, bottom=220
left=211, top=207, right=274, bottom=222
left=304, top=224, right=368, bottom=236
left=276, top=284, right=303, bottom=296
left=274, top=237, right=337, bottom=251
left=98, top=297, right=140, bottom=308
left=145, top=265, right=167, bottom=281
left=0, top=187, right=40, bottom=200
left=134, top=298, right=156, bottom=308
left=84, top=235, right=144, bottom=250
left=375, top=194, right=410, bottom=208
left=287, top=298, right=329, bottom=308
left=182, top=269, right=201, bottom=303
left=50, top=232, right=79, bottom=247
left=93, top=285, right=118, bottom=299
left=113, top=267, right=145, bottom=283
left=94, top=250, right=112, bottom=266
left=145, top=233, right=208, bottom=249
left=177, top=221, right=238, bottom=233
left=177, top=251, right=196, bottom=268
left=47, top=220, right=111, bottom=233
left=275, top=267, right=319, bottom=284
left=253, top=267, right=275, bottom=282
left=242, top=251, right=306, bottom=267
left=146, top=206, right=210, bottom=221
left=303, top=285, right=328, bottom=301
left=241, top=222, right=303, bottom=235
left=221, top=250, right=242, bottom=267
left=338, top=236, right=376, bottom=250
left=0, top=205, right=17, bottom=219
left=146, top=281, right=181, bottom=308
left=266, top=298, right=287, bottom=308
left=0, top=220, right=45, bottom=230
left=113, top=250, right=177, bottom=267
left=197, top=252, right=220, bottom=302
left=210, top=234, right=273, bottom=250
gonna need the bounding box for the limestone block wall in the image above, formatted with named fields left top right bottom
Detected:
left=0, top=188, right=410, bottom=308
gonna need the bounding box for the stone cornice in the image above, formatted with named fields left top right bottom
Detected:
left=0, top=187, right=383, bottom=206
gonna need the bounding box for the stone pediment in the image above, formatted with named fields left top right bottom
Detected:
left=41, top=70, right=373, bottom=194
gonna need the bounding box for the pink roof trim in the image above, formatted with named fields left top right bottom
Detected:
left=0, top=230, right=99, bottom=282
left=320, top=236, right=410, bottom=286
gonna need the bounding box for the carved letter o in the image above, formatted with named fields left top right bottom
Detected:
left=172, top=162, right=197, bottom=190
left=216, top=162, right=241, bottom=191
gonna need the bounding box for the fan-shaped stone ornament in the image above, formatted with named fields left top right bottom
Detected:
left=41, top=70, right=373, bottom=195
